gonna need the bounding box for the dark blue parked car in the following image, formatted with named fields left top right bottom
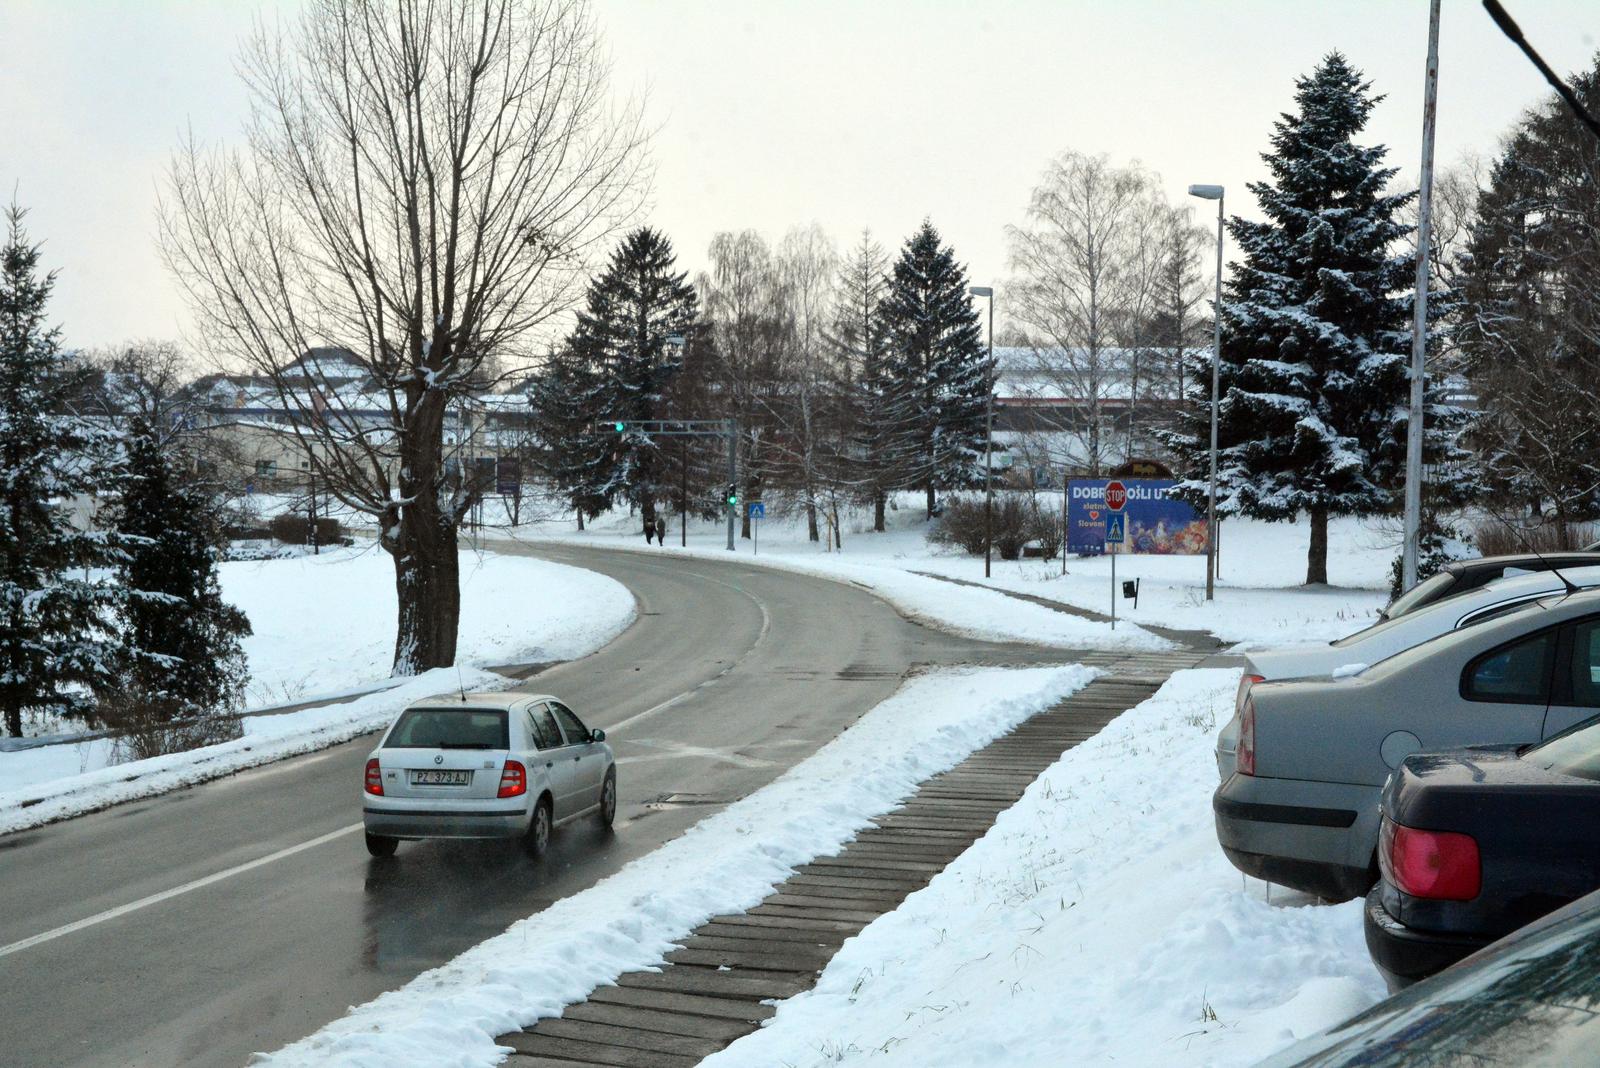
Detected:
left=1363, top=711, right=1600, bottom=991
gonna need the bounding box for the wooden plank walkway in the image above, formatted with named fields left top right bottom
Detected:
left=495, top=655, right=1203, bottom=1067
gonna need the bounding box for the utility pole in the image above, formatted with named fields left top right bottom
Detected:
left=970, top=286, right=995, bottom=578
left=725, top=418, right=738, bottom=551
left=1403, top=0, right=1442, bottom=592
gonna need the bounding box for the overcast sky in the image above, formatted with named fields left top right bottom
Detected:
left=4, top=0, right=1597, bottom=356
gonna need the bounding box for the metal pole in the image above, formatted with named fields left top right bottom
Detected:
left=725, top=418, right=737, bottom=552
left=1206, top=196, right=1223, bottom=602
left=1111, top=548, right=1117, bottom=630
left=1062, top=467, right=1069, bottom=576
left=681, top=439, right=687, bottom=548
left=308, top=450, right=318, bottom=555
left=1403, top=0, right=1442, bottom=592
left=983, top=294, right=995, bottom=579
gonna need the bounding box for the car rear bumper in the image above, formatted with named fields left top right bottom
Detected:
left=1213, top=774, right=1377, bottom=901
left=363, top=802, right=530, bottom=840
left=1363, top=885, right=1491, bottom=994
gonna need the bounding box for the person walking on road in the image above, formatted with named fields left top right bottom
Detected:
left=655, top=515, right=667, bottom=547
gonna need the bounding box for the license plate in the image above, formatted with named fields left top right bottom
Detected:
left=411, top=769, right=471, bottom=786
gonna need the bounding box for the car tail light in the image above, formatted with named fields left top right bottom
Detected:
left=1236, top=696, right=1256, bottom=776
left=1381, top=816, right=1481, bottom=901
left=1236, top=673, right=1264, bottom=715
left=497, top=759, right=527, bottom=799
left=364, top=758, right=384, bottom=796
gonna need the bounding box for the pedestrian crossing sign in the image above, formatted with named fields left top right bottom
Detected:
left=1105, top=514, right=1126, bottom=545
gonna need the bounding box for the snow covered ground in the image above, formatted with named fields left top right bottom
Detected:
left=496, top=492, right=1392, bottom=649
left=0, top=548, right=635, bottom=833
left=706, top=669, right=1384, bottom=1068
left=254, top=665, right=1099, bottom=1068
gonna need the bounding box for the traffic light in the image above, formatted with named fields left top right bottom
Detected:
left=726, top=483, right=738, bottom=506
left=613, top=421, right=625, bottom=433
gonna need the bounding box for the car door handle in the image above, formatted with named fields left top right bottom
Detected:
left=545, top=761, right=553, bottom=768
left=573, top=756, right=581, bottom=762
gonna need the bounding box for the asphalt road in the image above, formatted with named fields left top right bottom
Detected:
left=0, top=542, right=1073, bottom=1068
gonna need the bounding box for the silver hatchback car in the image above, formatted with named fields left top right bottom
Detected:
left=361, top=692, right=616, bottom=858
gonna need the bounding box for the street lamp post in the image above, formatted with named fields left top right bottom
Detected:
left=970, top=286, right=995, bottom=578
left=1188, top=184, right=1225, bottom=602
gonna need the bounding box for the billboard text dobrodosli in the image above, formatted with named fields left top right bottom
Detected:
left=1066, top=479, right=1208, bottom=556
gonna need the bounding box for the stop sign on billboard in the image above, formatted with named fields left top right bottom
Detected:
left=1104, top=480, right=1127, bottom=512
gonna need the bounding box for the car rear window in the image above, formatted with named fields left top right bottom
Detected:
left=385, top=707, right=508, bottom=749
left=1381, top=571, right=1457, bottom=620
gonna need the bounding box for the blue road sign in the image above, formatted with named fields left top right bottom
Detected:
left=1105, top=514, right=1126, bottom=545
left=748, top=502, right=765, bottom=519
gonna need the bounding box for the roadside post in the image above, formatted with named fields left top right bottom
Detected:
left=748, top=501, right=765, bottom=555
left=1104, top=480, right=1127, bottom=629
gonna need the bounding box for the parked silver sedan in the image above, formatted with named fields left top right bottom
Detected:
left=1214, top=589, right=1600, bottom=901
left=361, top=692, right=616, bottom=858
left=1216, top=565, right=1600, bottom=777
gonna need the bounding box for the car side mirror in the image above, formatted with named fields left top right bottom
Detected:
left=590, top=728, right=605, bottom=743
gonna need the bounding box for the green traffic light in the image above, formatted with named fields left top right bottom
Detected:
left=728, top=495, right=738, bottom=505
left=613, top=421, right=625, bottom=432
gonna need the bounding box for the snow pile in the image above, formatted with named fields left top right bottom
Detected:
left=253, top=665, right=1098, bottom=1068
left=227, top=546, right=635, bottom=705
left=0, top=666, right=500, bottom=835
left=0, top=548, right=636, bottom=829
left=706, top=669, right=1384, bottom=1068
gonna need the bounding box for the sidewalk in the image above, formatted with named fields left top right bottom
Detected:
left=494, top=649, right=1212, bottom=1067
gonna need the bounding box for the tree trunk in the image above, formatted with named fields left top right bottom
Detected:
left=832, top=505, right=842, bottom=549
left=926, top=483, right=936, bottom=519
left=391, top=501, right=461, bottom=674
left=1306, top=507, right=1329, bottom=586
left=874, top=493, right=886, bottom=532
left=807, top=501, right=819, bottom=542
left=576, top=508, right=585, bottom=531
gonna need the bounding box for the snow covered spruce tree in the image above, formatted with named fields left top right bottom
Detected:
left=528, top=347, right=611, bottom=528
left=1164, top=54, right=1417, bottom=585
left=104, top=417, right=251, bottom=753
left=880, top=221, right=992, bottom=519
left=829, top=230, right=904, bottom=532
left=162, top=0, right=648, bottom=675
left=0, top=207, right=127, bottom=737
left=565, top=227, right=699, bottom=532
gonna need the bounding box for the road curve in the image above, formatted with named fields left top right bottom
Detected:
left=0, top=543, right=1068, bottom=1068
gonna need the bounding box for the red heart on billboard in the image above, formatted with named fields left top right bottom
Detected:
left=1088, top=510, right=1100, bottom=519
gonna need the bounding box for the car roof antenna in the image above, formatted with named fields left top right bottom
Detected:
left=457, top=665, right=467, bottom=702
left=1507, top=520, right=1580, bottom=597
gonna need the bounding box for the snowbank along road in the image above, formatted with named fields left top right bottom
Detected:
left=0, top=542, right=1116, bottom=1068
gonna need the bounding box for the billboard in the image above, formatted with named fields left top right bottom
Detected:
left=1067, top=478, right=1208, bottom=556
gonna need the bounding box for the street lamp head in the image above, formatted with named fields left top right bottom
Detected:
left=1188, top=184, right=1225, bottom=200
left=969, top=286, right=993, bottom=298
left=664, top=333, right=686, bottom=351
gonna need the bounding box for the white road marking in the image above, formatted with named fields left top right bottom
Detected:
left=605, top=564, right=772, bottom=736
left=0, top=822, right=363, bottom=960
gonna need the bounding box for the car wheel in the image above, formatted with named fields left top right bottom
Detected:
left=365, top=831, right=398, bottom=858
left=597, top=769, right=617, bottom=830
left=525, top=796, right=553, bottom=858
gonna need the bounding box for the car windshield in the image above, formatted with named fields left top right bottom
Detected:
left=384, top=707, right=508, bottom=749
left=1381, top=571, right=1456, bottom=621
left=1274, top=892, right=1600, bottom=1066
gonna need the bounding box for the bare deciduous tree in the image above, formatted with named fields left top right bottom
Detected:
left=1005, top=152, right=1171, bottom=474
left=160, top=0, right=648, bottom=673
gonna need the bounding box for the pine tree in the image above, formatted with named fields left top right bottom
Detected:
left=1455, top=56, right=1600, bottom=537
left=827, top=230, right=903, bottom=532
left=0, top=207, right=128, bottom=736
left=107, top=418, right=251, bottom=733
left=880, top=220, right=991, bottom=519
left=568, top=228, right=700, bottom=530
left=528, top=347, right=611, bottom=527
left=1163, top=54, right=1418, bottom=585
